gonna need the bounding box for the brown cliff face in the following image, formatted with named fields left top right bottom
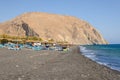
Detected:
left=0, top=12, right=107, bottom=45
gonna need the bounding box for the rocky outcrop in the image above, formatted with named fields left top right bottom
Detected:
left=0, top=12, right=108, bottom=44
left=21, top=22, right=39, bottom=37
left=0, top=20, right=39, bottom=37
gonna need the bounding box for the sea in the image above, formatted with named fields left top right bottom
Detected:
left=80, top=44, right=120, bottom=72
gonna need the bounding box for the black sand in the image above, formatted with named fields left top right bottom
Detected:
left=0, top=46, right=120, bottom=80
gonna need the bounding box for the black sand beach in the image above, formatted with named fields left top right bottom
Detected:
left=0, top=46, right=120, bottom=80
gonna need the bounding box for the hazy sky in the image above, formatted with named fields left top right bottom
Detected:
left=0, top=0, right=120, bottom=44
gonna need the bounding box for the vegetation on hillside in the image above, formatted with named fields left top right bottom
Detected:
left=0, top=34, right=68, bottom=44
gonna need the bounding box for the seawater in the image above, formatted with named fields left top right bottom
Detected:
left=80, top=44, right=120, bottom=71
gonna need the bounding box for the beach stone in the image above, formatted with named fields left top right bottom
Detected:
left=18, top=77, right=22, bottom=80
left=16, top=65, right=19, bottom=68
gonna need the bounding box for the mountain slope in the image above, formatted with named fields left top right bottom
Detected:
left=0, top=12, right=107, bottom=44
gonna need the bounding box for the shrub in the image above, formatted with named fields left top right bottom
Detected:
left=1, top=39, right=8, bottom=44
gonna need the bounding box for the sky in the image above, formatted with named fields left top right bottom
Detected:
left=0, top=0, right=120, bottom=44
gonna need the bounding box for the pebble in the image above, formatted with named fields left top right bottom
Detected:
left=18, top=77, right=22, bottom=80
left=16, top=65, right=19, bottom=67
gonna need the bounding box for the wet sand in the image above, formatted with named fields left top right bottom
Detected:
left=0, top=46, right=120, bottom=80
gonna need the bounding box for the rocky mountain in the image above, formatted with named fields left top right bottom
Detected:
left=0, top=12, right=107, bottom=45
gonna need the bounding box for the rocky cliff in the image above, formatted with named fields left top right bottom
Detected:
left=0, top=12, right=107, bottom=45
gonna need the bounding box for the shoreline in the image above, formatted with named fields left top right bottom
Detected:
left=79, top=45, right=120, bottom=72
left=78, top=46, right=120, bottom=72
left=0, top=46, right=120, bottom=80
